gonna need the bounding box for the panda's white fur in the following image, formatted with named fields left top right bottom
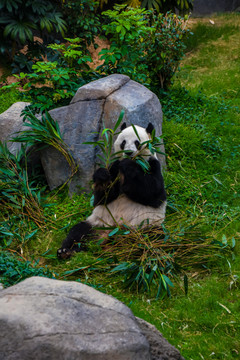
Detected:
left=87, top=124, right=166, bottom=228
left=87, top=193, right=166, bottom=227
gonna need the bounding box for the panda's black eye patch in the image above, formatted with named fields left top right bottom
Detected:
left=135, top=140, right=141, bottom=150
left=120, top=140, right=126, bottom=150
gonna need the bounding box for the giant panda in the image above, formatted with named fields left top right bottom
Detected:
left=57, top=122, right=167, bottom=259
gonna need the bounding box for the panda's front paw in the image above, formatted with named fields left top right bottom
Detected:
left=93, top=168, right=110, bottom=184
left=57, top=247, right=73, bottom=260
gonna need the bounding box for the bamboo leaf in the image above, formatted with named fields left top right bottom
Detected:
left=131, top=124, right=141, bottom=141
left=108, top=227, right=119, bottom=237
left=114, top=109, right=125, bottom=132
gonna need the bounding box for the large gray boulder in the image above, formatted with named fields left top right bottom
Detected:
left=0, top=102, right=30, bottom=154
left=0, top=277, right=185, bottom=360
left=46, top=74, right=164, bottom=192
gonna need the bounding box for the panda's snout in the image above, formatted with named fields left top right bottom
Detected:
left=125, top=150, right=133, bottom=157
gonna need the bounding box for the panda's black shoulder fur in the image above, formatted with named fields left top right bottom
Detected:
left=93, top=156, right=166, bottom=208
left=119, top=156, right=166, bottom=208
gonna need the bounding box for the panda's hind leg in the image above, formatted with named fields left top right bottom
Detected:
left=57, top=221, right=92, bottom=260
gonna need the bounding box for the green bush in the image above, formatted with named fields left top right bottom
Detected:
left=98, top=5, right=151, bottom=84
left=11, top=40, right=58, bottom=74
left=98, top=6, right=190, bottom=88
left=146, top=12, right=191, bottom=89
left=0, top=0, right=67, bottom=59
left=63, top=0, right=101, bottom=47
left=2, top=38, right=101, bottom=112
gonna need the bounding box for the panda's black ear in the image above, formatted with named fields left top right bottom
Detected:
left=121, top=122, right=127, bottom=131
left=146, top=123, right=154, bottom=134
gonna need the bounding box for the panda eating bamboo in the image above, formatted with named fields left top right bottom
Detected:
left=57, top=122, right=167, bottom=259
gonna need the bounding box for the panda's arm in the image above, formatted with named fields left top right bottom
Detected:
left=119, top=157, right=166, bottom=208
left=93, top=160, right=120, bottom=206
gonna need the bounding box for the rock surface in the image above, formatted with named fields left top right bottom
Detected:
left=0, top=102, right=30, bottom=154
left=0, top=277, right=185, bottom=360
left=47, top=74, right=164, bottom=192
left=136, top=317, right=185, bottom=360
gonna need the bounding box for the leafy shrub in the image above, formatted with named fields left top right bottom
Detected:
left=63, top=0, right=101, bottom=47
left=98, top=6, right=190, bottom=88
left=98, top=5, right=152, bottom=84
left=0, top=251, right=55, bottom=288
left=11, top=39, right=60, bottom=74
left=0, top=0, right=67, bottom=59
left=146, top=12, right=191, bottom=89
left=2, top=38, right=101, bottom=112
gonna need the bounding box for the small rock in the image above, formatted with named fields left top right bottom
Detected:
left=0, top=102, right=30, bottom=155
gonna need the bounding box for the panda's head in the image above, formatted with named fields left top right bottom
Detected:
left=114, top=122, right=155, bottom=159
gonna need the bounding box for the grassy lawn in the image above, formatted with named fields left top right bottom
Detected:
left=158, top=14, right=240, bottom=358
left=1, top=13, right=240, bottom=360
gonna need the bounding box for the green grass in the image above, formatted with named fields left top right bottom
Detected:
left=180, top=14, right=240, bottom=102
left=1, top=13, right=240, bottom=360
left=129, top=275, right=240, bottom=360
left=0, top=88, right=22, bottom=114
